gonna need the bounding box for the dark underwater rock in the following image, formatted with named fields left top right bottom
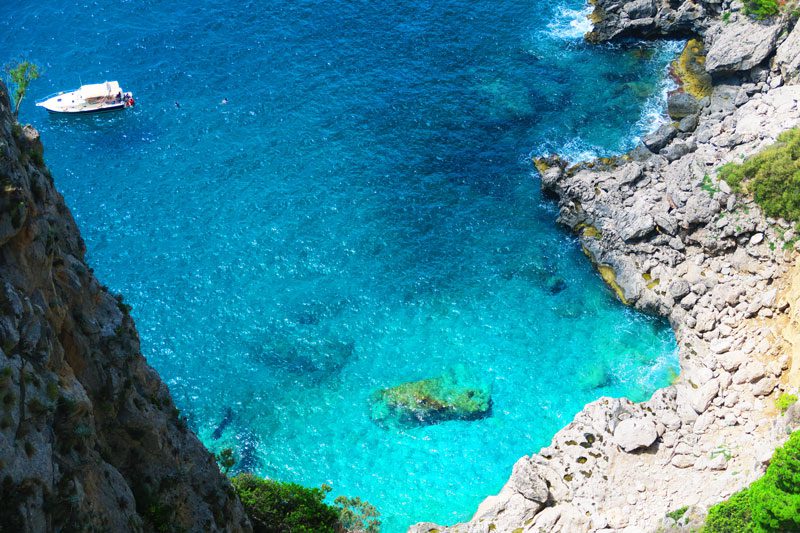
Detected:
left=371, top=369, right=491, bottom=427
left=545, top=276, right=568, bottom=294
left=258, top=334, right=355, bottom=378
left=212, top=407, right=235, bottom=440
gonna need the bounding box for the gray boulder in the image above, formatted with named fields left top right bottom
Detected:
left=643, top=124, right=678, bottom=152
left=662, top=140, right=693, bottom=162
left=705, top=19, right=783, bottom=75
left=624, top=0, right=657, bottom=19
left=619, top=211, right=655, bottom=242
left=668, top=92, right=699, bottom=120
left=678, top=114, right=698, bottom=132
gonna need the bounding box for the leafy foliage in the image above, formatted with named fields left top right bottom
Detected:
left=216, top=447, right=236, bottom=475
left=334, top=495, right=381, bottom=533
left=666, top=505, right=689, bottom=521
left=703, top=431, right=800, bottom=532
left=750, top=432, right=800, bottom=531
left=776, top=393, right=798, bottom=415
left=743, top=0, right=780, bottom=19
left=231, top=473, right=340, bottom=533
left=704, top=489, right=754, bottom=532
left=701, top=174, right=720, bottom=195
left=718, top=128, right=800, bottom=223
left=4, top=60, right=41, bottom=119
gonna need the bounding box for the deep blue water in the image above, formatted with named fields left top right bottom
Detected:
left=4, top=2, right=679, bottom=530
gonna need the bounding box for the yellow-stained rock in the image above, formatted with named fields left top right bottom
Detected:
left=671, top=39, right=713, bottom=99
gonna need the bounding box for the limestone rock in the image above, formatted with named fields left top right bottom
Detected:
left=775, top=20, right=800, bottom=83
left=671, top=454, right=695, bottom=468
left=613, top=417, right=658, bottom=452
left=705, top=19, right=783, bottom=75
left=644, top=124, right=678, bottom=152
left=691, top=379, right=719, bottom=414
left=619, top=212, right=656, bottom=242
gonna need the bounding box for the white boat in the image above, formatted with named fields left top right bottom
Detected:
left=36, top=81, right=135, bottom=114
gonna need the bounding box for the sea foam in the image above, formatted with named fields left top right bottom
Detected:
left=546, top=5, right=594, bottom=40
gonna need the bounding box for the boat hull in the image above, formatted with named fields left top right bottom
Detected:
left=42, top=103, right=127, bottom=114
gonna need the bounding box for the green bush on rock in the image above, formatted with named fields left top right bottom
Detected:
left=743, top=0, right=780, bottom=19
left=703, top=431, right=800, bottom=532
left=718, top=128, right=800, bottom=223
left=750, top=432, right=800, bottom=531
left=704, top=489, right=753, bottom=532
left=230, top=474, right=382, bottom=533
left=231, top=474, right=340, bottom=533
left=776, top=393, right=798, bottom=415
left=335, top=495, right=381, bottom=533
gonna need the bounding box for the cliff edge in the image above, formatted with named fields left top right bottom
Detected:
left=0, top=83, right=250, bottom=531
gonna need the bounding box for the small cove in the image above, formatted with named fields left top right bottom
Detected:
left=4, top=1, right=679, bottom=530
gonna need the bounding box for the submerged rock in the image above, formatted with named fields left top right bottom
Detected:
left=371, top=369, right=491, bottom=427
left=258, top=333, right=355, bottom=379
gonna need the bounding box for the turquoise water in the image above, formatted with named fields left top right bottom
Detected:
left=3, top=2, right=679, bottom=530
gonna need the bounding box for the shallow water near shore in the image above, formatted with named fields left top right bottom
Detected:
left=4, top=1, right=678, bottom=530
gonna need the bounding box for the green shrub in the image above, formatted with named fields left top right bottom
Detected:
left=718, top=128, right=800, bottom=222
left=666, top=506, right=689, bottom=521
left=215, top=448, right=236, bottom=475
left=750, top=431, right=800, bottom=531
left=704, top=489, right=753, bottom=532
left=4, top=60, right=41, bottom=119
left=335, top=495, right=381, bottom=532
left=776, top=393, right=798, bottom=414
left=743, top=0, right=780, bottom=19
left=703, top=431, right=800, bottom=532
left=231, top=474, right=340, bottom=533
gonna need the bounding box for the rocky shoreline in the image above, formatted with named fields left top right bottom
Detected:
left=412, top=2, right=800, bottom=532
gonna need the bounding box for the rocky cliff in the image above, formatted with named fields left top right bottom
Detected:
left=0, top=83, right=250, bottom=531
left=412, top=3, right=800, bottom=533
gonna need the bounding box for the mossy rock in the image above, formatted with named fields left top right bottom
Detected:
left=576, top=223, right=602, bottom=240
left=589, top=6, right=605, bottom=23
left=598, top=265, right=629, bottom=305
left=671, top=39, right=712, bottom=99
left=371, top=369, right=491, bottom=427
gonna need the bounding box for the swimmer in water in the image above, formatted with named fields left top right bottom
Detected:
left=221, top=98, right=228, bottom=104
